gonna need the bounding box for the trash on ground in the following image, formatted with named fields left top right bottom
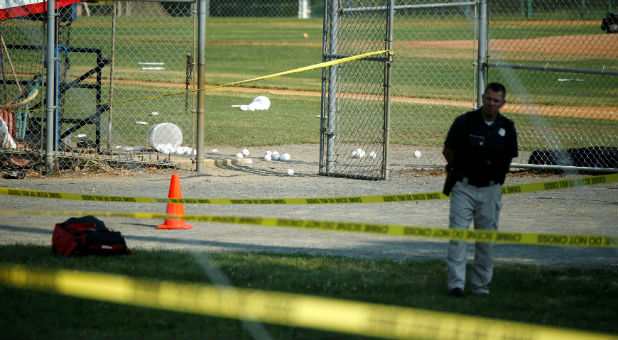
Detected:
left=231, top=96, right=270, bottom=111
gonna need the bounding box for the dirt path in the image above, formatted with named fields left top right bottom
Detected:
left=201, top=33, right=617, bottom=57
left=397, top=34, right=618, bottom=57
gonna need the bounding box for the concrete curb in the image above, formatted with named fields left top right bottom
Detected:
left=174, top=157, right=252, bottom=170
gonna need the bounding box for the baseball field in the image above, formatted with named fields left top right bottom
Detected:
left=1, top=10, right=617, bottom=340
left=41, top=16, right=616, bottom=149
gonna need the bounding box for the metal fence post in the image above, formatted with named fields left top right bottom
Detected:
left=196, top=0, right=207, bottom=173
left=326, top=0, right=338, bottom=173
left=107, top=1, right=117, bottom=153
left=383, top=0, right=394, bottom=181
left=298, top=0, right=311, bottom=18
left=45, top=0, right=56, bottom=173
left=477, top=0, right=488, bottom=108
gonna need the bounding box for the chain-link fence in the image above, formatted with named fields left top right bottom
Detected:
left=389, top=0, right=477, bottom=148
left=319, top=0, right=478, bottom=179
left=209, top=0, right=322, bottom=17
left=155, top=0, right=326, bottom=18
left=486, top=0, right=618, bottom=170
left=1, top=0, right=616, bottom=176
left=322, top=0, right=617, bottom=178
left=1, top=0, right=195, bottom=172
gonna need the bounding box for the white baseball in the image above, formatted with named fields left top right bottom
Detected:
left=414, top=150, right=422, bottom=158
left=236, top=153, right=244, bottom=159
left=242, top=148, right=250, bottom=156
left=286, top=169, right=294, bottom=176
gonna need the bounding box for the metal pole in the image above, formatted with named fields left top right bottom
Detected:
left=383, top=0, right=393, bottom=180
left=511, top=163, right=618, bottom=173
left=108, top=0, right=117, bottom=153
left=45, top=0, right=56, bottom=174
left=326, top=0, right=338, bottom=173
left=318, top=0, right=329, bottom=173
left=196, top=0, right=207, bottom=173
left=298, top=0, right=310, bottom=18
left=476, top=0, right=487, bottom=108
left=341, top=1, right=475, bottom=13
left=487, top=62, right=618, bottom=76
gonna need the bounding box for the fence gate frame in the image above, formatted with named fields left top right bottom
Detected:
left=319, top=0, right=394, bottom=180
left=319, top=0, right=477, bottom=180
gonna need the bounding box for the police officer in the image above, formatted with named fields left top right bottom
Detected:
left=442, top=82, right=518, bottom=297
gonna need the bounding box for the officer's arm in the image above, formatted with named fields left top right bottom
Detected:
left=443, top=146, right=455, bottom=166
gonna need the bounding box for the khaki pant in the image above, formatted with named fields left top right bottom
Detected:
left=447, top=181, right=502, bottom=294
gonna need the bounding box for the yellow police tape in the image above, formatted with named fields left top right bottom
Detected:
left=26, top=49, right=392, bottom=113
left=1, top=173, right=616, bottom=205
left=0, top=209, right=616, bottom=248
left=0, top=264, right=612, bottom=340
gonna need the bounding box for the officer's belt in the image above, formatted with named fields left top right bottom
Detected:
left=461, top=176, right=497, bottom=187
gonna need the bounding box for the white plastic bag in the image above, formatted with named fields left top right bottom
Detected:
left=0, top=116, right=17, bottom=149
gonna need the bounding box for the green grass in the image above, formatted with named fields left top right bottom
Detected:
left=73, top=88, right=323, bottom=147
left=52, top=84, right=614, bottom=149
left=0, top=244, right=616, bottom=339
left=201, top=92, right=322, bottom=146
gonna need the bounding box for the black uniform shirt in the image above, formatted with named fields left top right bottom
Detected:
left=444, top=109, right=518, bottom=185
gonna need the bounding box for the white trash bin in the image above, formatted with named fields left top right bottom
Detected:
left=147, top=123, right=183, bottom=153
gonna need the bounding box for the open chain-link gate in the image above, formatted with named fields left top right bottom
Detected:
left=319, top=0, right=394, bottom=180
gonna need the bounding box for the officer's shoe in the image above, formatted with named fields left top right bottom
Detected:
left=449, top=287, right=465, bottom=297
left=471, top=289, right=489, bottom=296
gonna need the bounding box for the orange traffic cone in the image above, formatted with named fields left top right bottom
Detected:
left=157, top=174, right=193, bottom=229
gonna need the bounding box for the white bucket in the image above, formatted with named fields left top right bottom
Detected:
left=147, top=123, right=183, bottom=153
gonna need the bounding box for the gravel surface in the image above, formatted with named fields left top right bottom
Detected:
left=1, top=144, right=617, bottom=269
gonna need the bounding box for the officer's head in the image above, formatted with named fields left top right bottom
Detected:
left=481, top=82, right=506, bottom=121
